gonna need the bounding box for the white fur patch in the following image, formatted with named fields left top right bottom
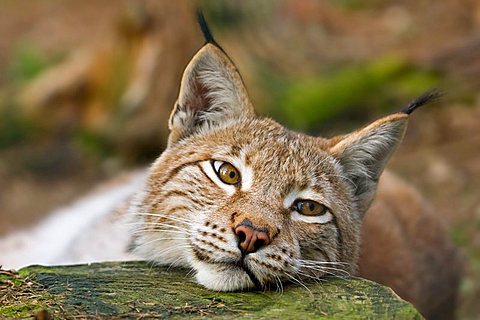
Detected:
left=290, top=210, right=333, bottom=224
left=229, top=154, right=253, bottom=192
left=284, top=189, right=327, bottom=208
left=0, top=171, right=146, bottom=269
left=194, top=260, right=255, bottom=291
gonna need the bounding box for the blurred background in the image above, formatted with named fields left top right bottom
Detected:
left=0, top=0, right=478, bottom=318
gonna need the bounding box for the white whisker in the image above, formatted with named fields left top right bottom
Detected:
left=133, top=212, right=192, bottom=224
left=130, top=229, right=191, bottom=236
left=285, top=272, right=313, bottom=297
left=274, top=274, right=284, bottom=294
left=298, top=259, right=349, bottom=266
left=136, top=237, right=189, bottom=242
left=141, top=242, right=192, bottom=257
left=300, top=264, right=350, bottom=277
left=296, top=270, right=326, bottom=283
left=127, top=221, right=192, bottom=233
left=185, top=266, right=197, bottom=279
left=300, top=263, right=349, bottom=272
left=167, top=255, right=187, bottom=270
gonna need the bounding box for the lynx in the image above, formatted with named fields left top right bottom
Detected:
left=129, top=16, right=460, bottom=320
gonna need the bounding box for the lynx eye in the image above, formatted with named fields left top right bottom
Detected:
left=294, top=200, right=327, bottom=216
left=212, top=161, right=240, bottom=185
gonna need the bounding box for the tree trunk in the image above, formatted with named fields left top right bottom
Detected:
left=1, top=261, right=422, bottom=319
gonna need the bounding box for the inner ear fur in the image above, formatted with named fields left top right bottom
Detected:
left=168, top=44, right=254, bottom=145
left=329, top=113, right=409, bottom=215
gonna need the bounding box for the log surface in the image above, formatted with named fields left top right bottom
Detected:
left=0, top=261, right=422, bottom=319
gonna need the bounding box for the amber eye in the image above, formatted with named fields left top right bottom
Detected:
left=294, top=200, right=327, bottom=216
left=213, top=161, right=241, bottom=185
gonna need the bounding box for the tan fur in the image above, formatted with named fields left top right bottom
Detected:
left=359, top=171, right=461, bottom=320
left=129, top=43, right=460, bottom=319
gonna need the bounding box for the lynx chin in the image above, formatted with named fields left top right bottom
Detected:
left=128, top=14, right=460, bottom=320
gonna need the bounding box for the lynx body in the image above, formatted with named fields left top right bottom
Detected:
left=128, top=27, right=460, bottom=319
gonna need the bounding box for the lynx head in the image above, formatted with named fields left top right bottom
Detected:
left=130, top=19, right=437, bottom=291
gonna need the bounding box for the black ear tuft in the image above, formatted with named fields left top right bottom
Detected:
left=400, top=89, right=443, bottom=115
left=197, top=10, right=217, bottom=45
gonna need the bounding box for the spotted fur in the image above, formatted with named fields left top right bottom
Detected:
left=130, top=42, right=409, bottom=289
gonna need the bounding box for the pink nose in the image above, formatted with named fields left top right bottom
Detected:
left=234, top=220, right=271, bottom=255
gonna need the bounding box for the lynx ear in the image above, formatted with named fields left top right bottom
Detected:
left=168, top=44, right=254, bottom=145
left=329, top=113, right=408, bottom=215
left=329, top=90, right=440, bottom=215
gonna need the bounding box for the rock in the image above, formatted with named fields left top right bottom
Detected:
left=0, top=261, right=422, bottom=319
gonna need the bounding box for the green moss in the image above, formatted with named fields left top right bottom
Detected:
left=263, top=56, right=440, bottom=133
left=1, top=261, right=422, bottom=319
left=0, top=304, right=43, bottom=318
left=0, top=268, right=57, bottom=318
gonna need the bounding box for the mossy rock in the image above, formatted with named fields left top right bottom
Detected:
left=0, top=261, right=422, bottom=319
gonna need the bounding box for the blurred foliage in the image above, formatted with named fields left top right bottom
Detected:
left=200, top=1, right=245, bottom=30
left=73, top=129, right=115, bottom=162
left=260, top=56, right=441, bottom=133
left=330, top=0, right=372, bottom=11
left=0, top=102, right=33, bottom=148
left=200, top=0, right=278, bottom=30
left=0, top=43, right=64, bottom=150
left=7, top=44, right=63, bottom=84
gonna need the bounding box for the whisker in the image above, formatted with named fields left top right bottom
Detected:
left=141, top=242, right=192, bottom=257
left=127, top=220, right=192, bottom=228
left=296, top=270, right=326, bottom=283
left=301, top=264, right=350, bottom=273
left=300, top=263, right=349, bottom=272
left=130, top=229, right=191, bottom=236
left=156, top=245, right=192, bottom=258
left=134, top=237, right=189, bottom=242
left=127, top=221, right=192, bottom=233
left=167, top=255, right=187, bottom=271
left=132, top=212, right=192, bottom=224
left=298, top=266, right=333, bottom=278
left=274, top=274, right=284, bottom=294
left=185, top=266, right=197, bottom=278
left=298, top=259, right=350, bottom=266
left=299, top=263, right=349, bottom=272
left=300, top=264, right=350, bottom=277
left=284, top=272, right=313, bottom=297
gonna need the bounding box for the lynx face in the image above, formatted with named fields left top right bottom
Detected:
left=130, top=40, right=412, bottom=291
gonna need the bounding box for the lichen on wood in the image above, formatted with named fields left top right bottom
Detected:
left=0, top=261, right=422, bottom=319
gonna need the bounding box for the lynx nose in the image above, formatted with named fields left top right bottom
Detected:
left=234, top=219, right=271, bottom=255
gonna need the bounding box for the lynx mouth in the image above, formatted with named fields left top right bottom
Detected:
left=193, top=254, right=263, bottom=289
left=237, top=260, right=262, bottom=289
left=191, top=244, right=264, bottom=289
left=205, top=260, right=263, bottom=289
